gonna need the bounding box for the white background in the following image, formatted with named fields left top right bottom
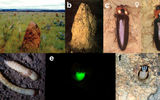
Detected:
left=0, top=0, right=64, bottom=9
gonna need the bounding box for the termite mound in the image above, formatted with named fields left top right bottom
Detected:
left=21, top=21, right=41, bottom=52
left=69, top=3, right=97, bottom=52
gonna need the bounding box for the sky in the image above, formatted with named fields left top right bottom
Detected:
left=0, top=0, right=64, bottom=10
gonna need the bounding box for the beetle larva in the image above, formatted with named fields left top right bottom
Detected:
left=115, top=5, right=129, bottom=50
left=4, top=60, right=38, bottom=81
left=138, top=65, right=149, bottom=80
left=154, top=5, right=160, bottom=50
left=0, top=72, right=36, bottom=96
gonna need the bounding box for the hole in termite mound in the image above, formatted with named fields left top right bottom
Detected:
left=119, top=55, right=121, bottom=61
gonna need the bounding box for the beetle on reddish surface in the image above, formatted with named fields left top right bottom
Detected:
left=115, top=5, right=129, bottom=51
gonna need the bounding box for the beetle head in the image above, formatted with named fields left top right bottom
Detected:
left=141, top=65, right=149, bottom=72
left=116, top=5, right=129, bottom=15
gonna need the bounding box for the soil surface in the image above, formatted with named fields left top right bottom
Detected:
left=116, top=53, right=160, bottom=100
left=141, top=0, right=160, bottom=53
left=0, top=53, right=46, bottom=100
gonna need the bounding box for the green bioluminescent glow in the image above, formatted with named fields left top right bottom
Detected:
left=75, top=72, right=86, bottom=81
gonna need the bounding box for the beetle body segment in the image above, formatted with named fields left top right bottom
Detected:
left=154, top=16, right=160, bottom=50
left=154, top=5, right=160, bottom=51
left=115, top=5, right=129, bottom=50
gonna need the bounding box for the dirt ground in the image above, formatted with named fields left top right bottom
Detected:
left=116, top=53, right=160, bottom=100
left=141, top=0, right=160, bottom=53
left=0, top=53, right=45, bottom=100
left=103, top=0, right=141, bottom=53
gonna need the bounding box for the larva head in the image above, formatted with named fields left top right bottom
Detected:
left=140, top=65, right=149, bottom=72
left=155, top=5, right=160, bottom=18
left=116, top=5, right=128, bottom=15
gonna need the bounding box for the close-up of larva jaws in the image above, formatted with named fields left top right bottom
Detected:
left=0, top=72, right=36, bottom=96
left=4, top=60, right=38, bottom=81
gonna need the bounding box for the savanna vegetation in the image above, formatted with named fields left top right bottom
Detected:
left=0, top=12, right=65, bottom=53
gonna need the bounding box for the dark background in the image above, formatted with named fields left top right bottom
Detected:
left=46, top=54, right=115, bottom=99
left=0, top=54, right=46, bottom=100
left=65, top=0, right=103, bottom=53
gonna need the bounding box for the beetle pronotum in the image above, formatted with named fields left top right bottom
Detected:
left=4, top=60, right=38, bottom=81
left=115, top=5, right=129, bottom=50
left=0, top=72, right=36, bottom=96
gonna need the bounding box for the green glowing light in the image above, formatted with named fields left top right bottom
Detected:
left=75, top=72, right=86, bottom=81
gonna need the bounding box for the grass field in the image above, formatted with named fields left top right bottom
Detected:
left=0, top=12, right=65, bottom=53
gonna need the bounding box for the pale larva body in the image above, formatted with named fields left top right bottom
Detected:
left=0, top=72, right=36, bottom=96
left=139, top=71, right=148, bottom=80
left=4, top=60, right=38, bottom=81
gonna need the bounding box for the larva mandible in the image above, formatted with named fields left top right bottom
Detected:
left=4, top=60, right=38, bottom=81
left=115, top=5, right=129, bottom=51
left=0, top=72, right=36, bottom=96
